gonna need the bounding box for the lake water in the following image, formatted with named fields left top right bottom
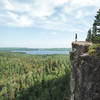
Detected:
left=12, top=50, right=69, bottom=55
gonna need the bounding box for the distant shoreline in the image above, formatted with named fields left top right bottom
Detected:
left=0, top=48, right=71, bottom=55
left=0, top=48, right=71, bottom=51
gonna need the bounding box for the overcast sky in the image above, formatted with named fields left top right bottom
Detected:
left=0, top=0, right=100, bottom=48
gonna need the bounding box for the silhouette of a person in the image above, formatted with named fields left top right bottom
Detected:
left=75, top=33, right=77, bottom=42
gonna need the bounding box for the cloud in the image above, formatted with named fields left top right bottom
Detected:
left=52, top=0, right=69, bottom=6
left=52, top=32, right=57, bottom=35
left=7, top=15, right=33, bottom=27
left=0, top=0, right=69, bottom=27
left=0, top=11, right=33, bottom=27
left=0, top=0, right=99, bottom=33
left=76, top=10, right=83, bottom=19
left=2, top=0, right=14, bottom=10
left=71, top=0, right=100, bottom=7
left=7, top=12, right=18, bottom=20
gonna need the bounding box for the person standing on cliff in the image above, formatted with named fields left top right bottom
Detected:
left=75, top=33, right=77, bottom=42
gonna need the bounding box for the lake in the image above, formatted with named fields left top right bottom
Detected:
left=12, top=50, right=69, bottom=55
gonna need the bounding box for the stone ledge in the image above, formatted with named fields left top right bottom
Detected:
left=71, top=41, right=92, bottom=56
left=72, top=41, right=92, bottom=46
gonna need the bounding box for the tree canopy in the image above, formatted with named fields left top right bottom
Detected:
left=86, top=9, right=100, bottom=43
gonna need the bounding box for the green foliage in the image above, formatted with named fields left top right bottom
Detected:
left=93, top=9, right=100, bottom=35
left=86, top=29, right=92, bottom=42
left=91, top=34, right=100, bottom=43
left=0, top=52, right=70, bottom=100
left=88, top=44, right=100, bottom=58
left=86, top=9, right=100, bottom=43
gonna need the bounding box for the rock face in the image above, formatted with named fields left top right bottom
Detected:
left=70, top=41, right=100, bottom=100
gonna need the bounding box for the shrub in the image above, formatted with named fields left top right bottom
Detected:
left=88, top=44, right=100, bottom=58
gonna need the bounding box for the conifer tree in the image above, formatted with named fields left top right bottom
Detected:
left=86, top=9, right=100, bottom=43
left=86, top=29, right=92, bottom=42
left=93, top=9, right=100, bottom=35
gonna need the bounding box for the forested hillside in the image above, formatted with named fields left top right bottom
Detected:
left=0, top=52, right=70, bottom=100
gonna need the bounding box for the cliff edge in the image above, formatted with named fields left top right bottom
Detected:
left=70, top=41, right=100, bottom=100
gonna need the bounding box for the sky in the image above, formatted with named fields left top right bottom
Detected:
left=0, top=0, right=100, bottom=48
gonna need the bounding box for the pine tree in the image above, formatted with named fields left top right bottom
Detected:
left=86, top=29, right=92, bottom=42
left=92, top=20, right=97, bottom=36
left=93, top=9, right=100, bottom=35
left=86, top=9, right=100, bottom=43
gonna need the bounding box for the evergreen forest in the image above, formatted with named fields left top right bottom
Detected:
left=0, top=52, right=70, bottom=100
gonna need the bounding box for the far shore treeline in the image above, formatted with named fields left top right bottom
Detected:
left=0, top=48, right=71, bottom=52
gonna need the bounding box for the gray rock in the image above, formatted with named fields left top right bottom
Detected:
left=70, top=41, right=100, bottom=100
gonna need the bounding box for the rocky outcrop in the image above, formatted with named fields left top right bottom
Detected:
left=70, top=41, right=100, bottom=100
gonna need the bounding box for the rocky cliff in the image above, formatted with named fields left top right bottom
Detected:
left=70, top=41, right=100, bottom=100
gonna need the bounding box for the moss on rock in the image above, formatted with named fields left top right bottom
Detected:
left=88, top=44, right=100, bottom=58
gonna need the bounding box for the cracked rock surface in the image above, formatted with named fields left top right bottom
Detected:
left=70, top=41, right=100, bottom=100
